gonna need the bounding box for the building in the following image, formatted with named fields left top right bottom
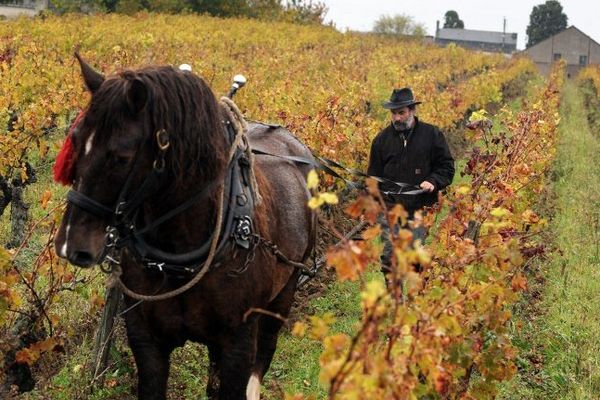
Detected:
left=435, top=22, right=517, bottom=54
left=521, top=26, right=600, bottom=77
left=0, top=0, right=48, bottom=19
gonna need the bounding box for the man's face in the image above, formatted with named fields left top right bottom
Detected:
left=391, top=107, right=415, bottom=131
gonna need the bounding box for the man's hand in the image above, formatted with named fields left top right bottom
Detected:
left=420, top=181, right=435, bottom=192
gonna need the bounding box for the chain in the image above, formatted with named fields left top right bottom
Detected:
left=252, top=234, right=313, bottom=274
left=228, top=235, right=260, bottom=277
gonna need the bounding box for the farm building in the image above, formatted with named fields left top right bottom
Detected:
left=521, top=26, right=600, bottom=77
left=434, top=21, right=517, bottom=54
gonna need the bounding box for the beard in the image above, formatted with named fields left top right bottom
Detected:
left=393, top=115, right=414, bottom=131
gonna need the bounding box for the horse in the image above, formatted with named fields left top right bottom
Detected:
left=54, top=54, right=316, bottom=400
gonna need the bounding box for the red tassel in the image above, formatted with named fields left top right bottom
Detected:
left=53, top=134, right=76, bottom=186
left=53, top=111, right=85, bottom=186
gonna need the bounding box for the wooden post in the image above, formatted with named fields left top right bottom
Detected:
left=456, top=219, right=482, bottom=395
left=92, top=286, right=122, bottom=384
left=466, top=220, right=481, bottom=242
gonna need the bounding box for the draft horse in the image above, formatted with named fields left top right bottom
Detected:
left=54, top=55, right=315, bottom=399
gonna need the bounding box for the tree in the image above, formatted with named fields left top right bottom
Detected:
left=184, top=0, right=248, bottom=17
left=50, top=0, right=327, bottom=24
left=282, top=0, right=328, bottom=25
left=443, top=10, right=464, bottom=29
left=373, top=14, right=427, bottom=37
left=526, top=0, right=567, bottom=47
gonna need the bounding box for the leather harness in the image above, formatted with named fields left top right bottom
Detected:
left=67, top=119, right=257, bottom=276
left=66, top=116, right=424, bottom=279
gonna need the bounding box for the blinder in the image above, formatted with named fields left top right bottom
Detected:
left=66, top=118, right=257, bottom=276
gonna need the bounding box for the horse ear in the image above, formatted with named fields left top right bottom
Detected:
left=126, top=78, right=148, bottom=115
left=75, top=52, right=104, bottom=93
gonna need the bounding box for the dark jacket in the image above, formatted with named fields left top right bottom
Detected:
left=367, top=117, right=455, bottom=213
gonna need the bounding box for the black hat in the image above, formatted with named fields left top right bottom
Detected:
left=382, top=88, right=422, bottom=109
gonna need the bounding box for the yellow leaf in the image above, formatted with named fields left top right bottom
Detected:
left=308, top=196, right=323, bottom=209
left=306, top=169, right=319, bottom=190
left=469, top=109, right=488, bottom=122
left=40, top=190, right=52, bottom=209
left=456, top=185, right=470, bottom=195
left=361, top=279, right=385, bottom=308
left=309, top=314, right=333, bottom=340
left=521, top=209, right=540, bottom=224
left=490, top=207, right=511, bottom=218
left=324, top=334, right=349, bottom=353
left=20, top=167, right=28, bottom=182
left=291, top=322, right=307, bottom=337
left=320, top=192, right=338, bottom=205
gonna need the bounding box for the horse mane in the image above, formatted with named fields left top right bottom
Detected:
left=87, top=66, right=228, bottom=188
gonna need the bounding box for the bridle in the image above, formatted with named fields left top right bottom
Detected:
left=67, top=118, right=257, bottom=277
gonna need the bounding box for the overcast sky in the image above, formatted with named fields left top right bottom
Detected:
left=319, top=0, right=599, bottom=50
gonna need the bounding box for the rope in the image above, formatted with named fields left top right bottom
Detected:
left=107, top=97, right=252, bottom=301
left=220, top=96, right=262, bottom=205
left=108, top=182, right=225, bottom=301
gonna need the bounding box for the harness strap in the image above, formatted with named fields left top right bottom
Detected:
left=118, top=167, right=163, bottom=220
left=110, top=180, right=227, bottom=301
left=131, top=158, right=237, bottom=266
left=250, top=148, right=426, bottom=196
left=135, top=180, right=219, bottom=236
left=67, top=190, right=113, bottom=220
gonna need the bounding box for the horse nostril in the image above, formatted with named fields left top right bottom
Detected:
left=69, top=251, right=97, bottom=268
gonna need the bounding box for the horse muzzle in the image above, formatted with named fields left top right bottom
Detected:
left=55, top=210, right=107, bottom=268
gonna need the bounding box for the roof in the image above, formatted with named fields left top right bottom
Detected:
left=436, top=28, right=518, bottom=45
left=523, top=26, right=600, bottom=52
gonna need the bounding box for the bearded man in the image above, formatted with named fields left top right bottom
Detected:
left=367, top=87, right=455, bottom=275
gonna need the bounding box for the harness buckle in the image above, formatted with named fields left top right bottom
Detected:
left=146, top=261, right=165, bottom=272
left=153, top=157, right=166, bottom=172
left=233, top=216, right=253, bottom=249
left=115, top=201, right=127, bottom=216
left=105, top=226, right=119, bottom=248
left=105, top=254, right=121, bottom=265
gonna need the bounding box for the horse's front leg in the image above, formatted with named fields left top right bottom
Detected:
left=218, top=320, right=259, bottom=400
left=206, top=343, right=222, bottom=399
left=125, top=315, right=173, bottom=400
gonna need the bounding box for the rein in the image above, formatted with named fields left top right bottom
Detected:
left=250, top=148, right=426, bottom=196
left=64, top=100, right=425, bottom=300
left=67, top=98, right=260, bottom=301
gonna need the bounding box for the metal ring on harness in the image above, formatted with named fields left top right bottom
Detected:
left=153, top=158, right=165, bottom=172
left=156, top=129, right=170, bottom=151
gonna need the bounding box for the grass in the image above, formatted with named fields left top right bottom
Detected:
left=500, top=80, right=600, bottom=399
left=264, top=268, right=382, bottom=398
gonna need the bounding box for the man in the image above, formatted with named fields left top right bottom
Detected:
left=367, top=87, right=455, bottom=274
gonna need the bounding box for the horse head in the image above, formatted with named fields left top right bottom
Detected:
left=55, top=54, right=227, bottom=268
